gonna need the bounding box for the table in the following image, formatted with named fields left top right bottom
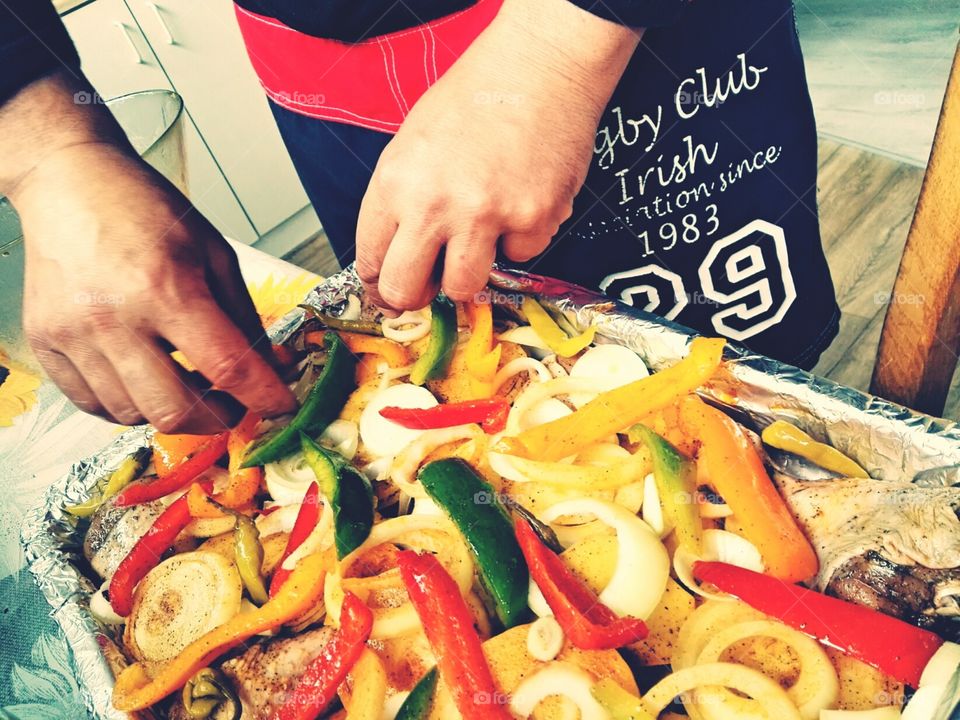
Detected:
left=0, top=240, right=320, bottom=718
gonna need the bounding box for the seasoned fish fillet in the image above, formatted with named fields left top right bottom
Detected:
left=775, top=473, right=960, bottom=640
left=84, top=497, right=164, bottom=581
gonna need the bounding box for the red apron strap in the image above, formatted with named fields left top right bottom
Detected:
left=234, top=0, right=504, bottom=133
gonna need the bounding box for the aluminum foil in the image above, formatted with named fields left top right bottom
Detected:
left=20, top=264, right=960, bottom=719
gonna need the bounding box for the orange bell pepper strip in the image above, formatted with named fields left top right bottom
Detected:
left=183, top=413, right=263, bottom=519
left=111, top=552, right=329, bottom=712
left=151, top=433, right=214, bottom=477
left=307, top=330, right=411, bottom=369
left=462, top=301, right=502, bottom=399
left=678, top=395, right=819, bottom=583
left=499, top=337, right=725, bottom=462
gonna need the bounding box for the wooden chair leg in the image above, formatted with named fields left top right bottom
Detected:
left=870, top=41, right=960, bottom=417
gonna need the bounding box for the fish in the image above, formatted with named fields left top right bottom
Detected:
left=774, top=473, right=960, bottom=642
left=83, top=496, right=165, bottom=581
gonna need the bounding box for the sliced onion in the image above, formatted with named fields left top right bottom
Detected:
left=497, top=325, right=552, bottom=351
left=674, top=529, right=764, bottom=601
left=339, top=294, right=362, bottom=321
left=255, top=502, right=302, bottom=536
left=360, top=383, right=438, bottom=458
left=643, top=662, right=802, bottom=720
left=380, top=691, right=411, bottom=720
left=519, top=398, right=573, bottom=431
left=700, top=498, right=734, bottom=519
left=280, top=500, right=333, bottom=571
left=820, top=708, right=902, bottom=719
left=411, top=496, right=444, bottom=517
left=324, top=514, right=473, bottom=639
left=541, top=499, right=668, bottom=620
left=614, top=481, right=646, bottom=515
left=672, top=599, right=767, bottom=671
left=488, top=451, right=646, bottom=490
left=902, top=685, right=946, bottom=720
left=389, top=424, right=485, bottom=497
left=527, top=616, right=565, bottom=662
left=381, top=310, right=431, bottom=342
left=542, top=354, right=569, bottom=379
left=264, top=452, right=316, bottom=506
left=696, top=620, right=839, bottom=720
left=920, top=641, right=960, bottom=687
left=494, top=356, right=551, bottom=392
left=567, top=344, right=649, bottom=406
left=362, top=457, right=391, bottom=482
left=642, top=472, right=672, bottom=538
left=504, top=376, right=608, bottom=435
left=509, top=663, right=608, bottom=720
left=90, top=582, right=125, bottom=625
left=319, top=419, right=359, bottom=460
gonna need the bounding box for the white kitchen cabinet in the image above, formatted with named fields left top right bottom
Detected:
left=124, top=0, right=314, bottom=238
left=63, top=0, right=258, bottom=244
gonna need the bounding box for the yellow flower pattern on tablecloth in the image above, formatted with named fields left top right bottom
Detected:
left=0, top=348, right=41, bottom=427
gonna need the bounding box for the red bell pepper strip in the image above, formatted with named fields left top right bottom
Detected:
left=269, top=482, right=321, bottom=598
left=379, top=397, right=510, bottom=434
left=271, top=591, right=373, bottom=720
left=397, top=550, right=511, bottom=720
left=109, top=479, right=214, bottom=616
left=115, top=432, right=228, bottom=507
left=515, top=518, right=648, bottom=650
left=693, top=561, right=944, bottom=687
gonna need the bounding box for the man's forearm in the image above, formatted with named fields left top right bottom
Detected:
left=0, top=71, right=128, bottom=199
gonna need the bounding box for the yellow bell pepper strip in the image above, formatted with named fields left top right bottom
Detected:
left=519, top=296, right=596, bottom=358
left=462, top=301, right=502, bottom=398
left=499, top=337, right=725, bottom=462
left=590, top=678, right=655, bottom=720
left=65, top=447, right=150, bottom=518
left=761, top=420, right=869, bottom=478
left=111, top=552, right=330, bottom=712
left=629, top=424, right=703, bottom=554
left=308, top=330, right=412, bottom=369
left=272, top=592, right=374, bottom=720
left=678, top=396, right=819, bottom=583
left=342, top=649, right=387, bottom=720
left=410, top=296, right=458, bottom=386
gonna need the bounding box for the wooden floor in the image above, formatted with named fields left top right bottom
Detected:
left=282, top=137, right=960, bottom=419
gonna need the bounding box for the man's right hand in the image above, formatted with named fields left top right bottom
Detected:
left=3, top=73, right=296, bottom=432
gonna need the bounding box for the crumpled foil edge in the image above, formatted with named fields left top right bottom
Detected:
left=20, top=263, right=960, bottom=719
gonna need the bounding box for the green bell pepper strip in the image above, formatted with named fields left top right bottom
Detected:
left=409, top=295, right=458, bottom=386
left=241, top=332, right=356, bottom=467
left=417, top=458, right=529, bottom=628
left=629, top=424, right=703, bottom=555
left=299, top=434, right=374, bottom=559
left=65, top=447, right=150, bottom=518
left=395, top=667, right=438, bottom=720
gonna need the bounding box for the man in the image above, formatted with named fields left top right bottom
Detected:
left=0, top=0, right=839, bottom=433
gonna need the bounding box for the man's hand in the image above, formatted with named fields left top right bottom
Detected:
left=356, top=0, right=641, bottom=311
left=4, top=73, right=296, bottom=432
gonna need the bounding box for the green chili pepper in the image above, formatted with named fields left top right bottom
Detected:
left=181, top=668, right=240, bottom=720
left=418, top=458, right=530, bottom=628
left=233, top=514, right=269, bottom=605
left=241, top=332, right=356, bottom=467
left=629, top=424, right=703, bottom=554
left=299, top=305, right=384, bottom=336
left=299, top=433, right=374, bottom=559
left=395, top=667, right=438, bottom=720
left=66, top=447, right=150, bottom=518
left=409, top=295, right=458, bottom=386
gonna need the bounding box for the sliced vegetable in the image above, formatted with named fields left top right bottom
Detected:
left=509, top=662, right=608, bottom=720
left=269, top=482, right=321, bottom=597
left=359, top=382, right=438, bottom=458
left=380, top=397, right=509, bottom=434
left=539, top=498, right=669, bottom=621
left=487, top=451, right=646, bottom=490
left=390, top=424, right=485, bottom=497
left=569, top=344, right=649, bottom=389
left=820, top=708, right=902, bottom=719
left=126, top=551, right=242, bottom=664
left=679, top=395, right=818, bottom=583
left=526, top=615, right=564, bottom=662
left=396, top=550, right=511, bottom=720
left=409, top=295, right=458, bottom=386
left=330, top=330, right=411, bottom=367
left=382, top=310, right=432, bottom=343
left=233, top=513, right=269, bottom=605
left=299, top=434, right=374, bottom=559
left=395, top=668, right=438, bottom=720
left=493, top=356, right=551, bottom=392
left=242, top=331, right=356, bottom=467
left=342, top=649, right=387, bottom=720
left=152, top=432, right=214, bottom=477
left=462, top=300, right=502, bottom=398
left=115, top=434, right=227, bottom=507
left=112, top=552, right=330, bottom=711
left=590, top=678, right=655, bottom=720
left=308, top=315, right=383, bottom=336
left=418, top=458, right=529, bottom=628
left=500, top=337, right=724, bottom=462
left=515, top=518, right=648, bottom=650
left=109, top=479, right=214, bottom=616
left=630, top=424, right=702, bottom=553
left=66, top=447, right=150, bottom=517
left=693, top=561, right=945, bottom=687
left=272, top=592, right=373, bottom=720
left=217, top=412, right=263, bottom=509
left=181, top=667, right=240, bottom=720
left=674, top=529, right=763, bottom=601
left=520, top=296, right=596, bottom=357
left=761, top=419, right=869, bottom=478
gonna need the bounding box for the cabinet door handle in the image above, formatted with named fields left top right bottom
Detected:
left=147, top=2, right=176, bottom=45
left=113, top=21, right=144, bottom=64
